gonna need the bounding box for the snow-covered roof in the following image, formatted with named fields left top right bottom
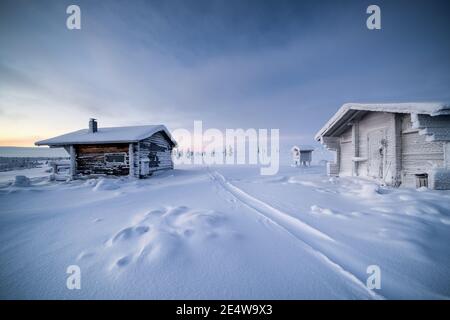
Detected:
left=315, top=102, right=450, bottom=140
left=291, top=145, right=315, bottom=151
left=35, top=125, right=177, bottom=147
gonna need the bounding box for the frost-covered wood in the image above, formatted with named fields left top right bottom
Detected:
left=129, top=143, right=135, bottom=177
left=411, top=114, right=450, bottom=142
left=401, top=114, right=444, bottom=187
left=316, top=103, right=450, bottom=189
left=321, top=137, right=339, bottom=175
left=72, top=132, right=174, bottom=178
left=70, top=145, right=76, bottom=178
left=75, top=144, right=130, bottom=176
left=339, top=127, right=353, bottom=175
left=315, top=102, right=450, bottom=141
left=299, top=150, right=312, bottom=165
left=351, top=119, right=359, bottom=176
left=35, top=121, right=177, bottom=179
left=137, top=132, right=174, bottom=177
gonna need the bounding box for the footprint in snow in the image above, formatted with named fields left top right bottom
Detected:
left=108, top=225, right=150, bottom=246
left=116, top=255, right=133, bottom=268
left=166, top=206, right=189, bottom=216
left=77, top=251, right=96, bottom=261
left=310, top=205, right=347, bottom=219
left=147, top=209, right=166, bottom=216
left=103, top=205, right=237, bottom=270
left=183, top=229, right=195, bottom=237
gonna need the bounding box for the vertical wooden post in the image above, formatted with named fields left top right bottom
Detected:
left=322, top=137, right=340, bottom=176
left=392, top=114, right=402, bottom=187
left=352, top=120, right=359, bottom=176
left=445, top=142, right=450, bottom=170
left=137, top=142, right=141, bottom=176
left=129, top=143, right=135, bottom=178
left=69, top=145, right=76, bottom=179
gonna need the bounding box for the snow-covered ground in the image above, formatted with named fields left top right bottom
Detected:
left=0, top=164, right=51, bottom=185
left=0, top=164, right=449, bottom=299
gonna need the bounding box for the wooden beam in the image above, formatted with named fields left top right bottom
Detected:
left=69, top=145, right=76, bottom=178
left=352, top=119, right=359, bottom=176
left=392, top=114, right=402, bottom=187
left=321, top=137, right=340, bottom=176
left=129, top=143, right=135, bottom=177
left=137, top=142, right=141, bottom=176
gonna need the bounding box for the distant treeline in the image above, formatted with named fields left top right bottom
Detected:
left=0, top=157, right=68, bottom=172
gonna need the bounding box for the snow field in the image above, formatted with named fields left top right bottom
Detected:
left=0, top=164, right=449, bottom=299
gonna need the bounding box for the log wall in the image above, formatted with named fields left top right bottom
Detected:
left=75, top=144, right=130, bottom=176
left=138, top=132, right=174, bottom=177
left=72, top=131, right=174, bottom=178
left=400, top=114, right=444, bottom=187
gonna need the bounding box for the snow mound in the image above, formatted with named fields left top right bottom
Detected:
left=339, top=179, right=384, bottom=199
left=13, top=175, right=31, bottom=187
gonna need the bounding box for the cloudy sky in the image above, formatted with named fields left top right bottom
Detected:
left=1, top=0, right=449, bottom=147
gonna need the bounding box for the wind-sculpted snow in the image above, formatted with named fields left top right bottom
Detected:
left=0, top=165, right=449, bottom=299
left=208, top=169, right=335, bottom=242
left=208, top=169, right=383, bottom=300
left=98, top=206, right=232, bottom=269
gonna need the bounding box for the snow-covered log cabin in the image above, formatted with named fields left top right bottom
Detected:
left=315, top=103, right=450, bottom=190
left=35, top=119, right=177, bottom=178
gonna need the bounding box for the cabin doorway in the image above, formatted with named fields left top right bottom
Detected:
left=367, top=129, right=386, bottom=179
left=339, top=140, right=353, bottom=175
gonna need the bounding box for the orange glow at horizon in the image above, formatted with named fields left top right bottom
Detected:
left=0, top=137, right=43, bottom=147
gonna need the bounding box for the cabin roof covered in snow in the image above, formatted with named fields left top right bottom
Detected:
left=315, top=102, right=450, bottom=140
left=291, top=145, right=315, bottom=151
left=35, top=125, right=177, bottom=147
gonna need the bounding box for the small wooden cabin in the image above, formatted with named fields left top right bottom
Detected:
left=315, top=103, right=450, bottom=190
left=291, top=145, right=314, bottom=166
left=36, top=119, right=177, bottom=179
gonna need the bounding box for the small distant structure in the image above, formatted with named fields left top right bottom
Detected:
left=315, top=102, right=450, bottom=189
left=35, top=119, right=177, bottom=179
left=291, top=145, right=314, bottom=167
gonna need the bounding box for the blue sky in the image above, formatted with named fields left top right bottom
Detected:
left=0, top=0, right=449, bottom=146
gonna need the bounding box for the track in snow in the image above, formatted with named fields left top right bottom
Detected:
left=208, top=169, right=384, bottom=300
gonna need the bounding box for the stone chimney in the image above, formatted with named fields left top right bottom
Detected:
left=89, top=118, right=98, bottom=133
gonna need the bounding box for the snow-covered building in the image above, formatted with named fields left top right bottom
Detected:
left=315, top=103, right=450, bottom=189
left=35, top=119, right=177, bottom=178
left=291, top=145, right=314, bottom=167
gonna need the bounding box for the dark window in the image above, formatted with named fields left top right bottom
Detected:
left=415, top=174, right=428, bottom=188
left=105, top=153, right=126, bottom=165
